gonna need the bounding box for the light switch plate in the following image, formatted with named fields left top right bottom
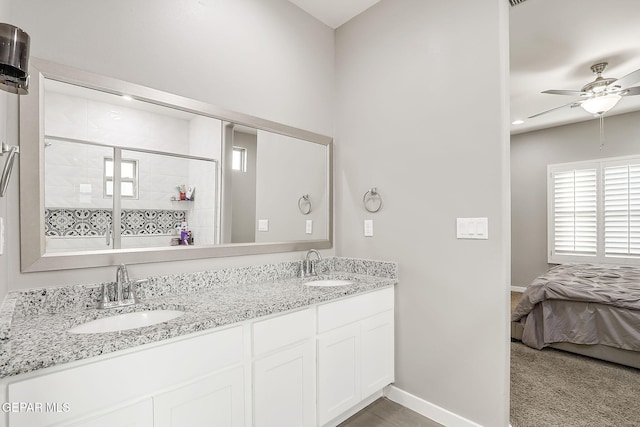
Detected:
left=305, top=219, right=313, bottom=234
left=258, top=219, right=269, bottom=232
left=456, top=217, right=488, bottom=239
left=364, top=219, right=374, bottom=237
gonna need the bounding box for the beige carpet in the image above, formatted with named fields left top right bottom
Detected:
left=510, top=342, right=640, bottom=427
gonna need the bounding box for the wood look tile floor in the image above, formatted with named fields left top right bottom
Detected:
left=338, top=398, right=444, bottom=427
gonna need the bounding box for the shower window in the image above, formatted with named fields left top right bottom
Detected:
left=232, top=146, right=247, bottom=172
left=104, top=157, right=138, bottom=199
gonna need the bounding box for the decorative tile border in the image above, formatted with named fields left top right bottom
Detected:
left=45, top=208, right=186, bottom=236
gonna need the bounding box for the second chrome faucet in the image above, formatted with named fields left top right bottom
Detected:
left=300, top=249, right=322, bottom=278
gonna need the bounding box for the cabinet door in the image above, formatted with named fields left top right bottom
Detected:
left=56, top=399, right=153, bottom=427
left=361, top=310, right=395, bottom=398
left=253, top=340, right=316, bottom=427
left=153, top=366, right=244, bottom=427
left=317, top=323, right=361, bottom=426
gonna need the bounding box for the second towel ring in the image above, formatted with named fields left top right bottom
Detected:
left=298, top=194, right=312, bottom=215
left=363, top=188, right=382, bottom=213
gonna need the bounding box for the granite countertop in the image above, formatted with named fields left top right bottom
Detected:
left=0, top=263, right=396, bottom=379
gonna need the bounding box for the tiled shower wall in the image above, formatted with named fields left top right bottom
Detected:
left=43, top=88, right=220, bottom=251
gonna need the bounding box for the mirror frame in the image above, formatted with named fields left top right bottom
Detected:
left=20, top=58, right=333, bottom=272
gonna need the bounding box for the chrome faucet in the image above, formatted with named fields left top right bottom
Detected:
left=301, top=249, right=322, bottom=277
left=99, top=264, right=143, bottom=309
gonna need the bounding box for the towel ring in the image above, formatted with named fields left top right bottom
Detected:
left=363, top=188, right=382, bottom=213
left=298, top=194, right=312, bottom=215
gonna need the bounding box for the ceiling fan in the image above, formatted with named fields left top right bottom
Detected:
left=530, top=62, right=640, bottom=118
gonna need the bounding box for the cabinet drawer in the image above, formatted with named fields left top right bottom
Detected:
left=317, top=287, right=394, bottom=333
left=253, top=308, right=314, bottom=356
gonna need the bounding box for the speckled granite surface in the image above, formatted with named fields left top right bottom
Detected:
left=0, top=257, right=397, bottom=378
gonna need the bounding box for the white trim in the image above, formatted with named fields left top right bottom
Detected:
left=510, top=286, right=526, bottom=292
left=384, top=385, right=484, bottom=427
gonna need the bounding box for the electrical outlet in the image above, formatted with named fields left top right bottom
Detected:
left=364, top=219, right=374, bottom=237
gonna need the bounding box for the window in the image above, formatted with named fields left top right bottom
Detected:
left=604, top=163, right=640, bottom=257
left=232, top=146, right=247, bottom=172
left=104, top=157, right=138, bottom=199
left=548, top=155, right=640, bottom=264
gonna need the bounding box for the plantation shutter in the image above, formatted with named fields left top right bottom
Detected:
left=552, top=169, right=597, bottom=256
left=604, top=164, right=640, bottom=257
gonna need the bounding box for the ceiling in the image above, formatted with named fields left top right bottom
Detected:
left=287, top=0, right=381, bottom=28
left=287, top=0, right=640, bottom=135
left=510, top=0, right=640, bottom=134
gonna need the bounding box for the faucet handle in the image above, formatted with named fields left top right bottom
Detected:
left=126, top=278, right=146, bottom=303
left=299, top=260, right=306, bottom=278
left=100, top=283, right=111, bottom=306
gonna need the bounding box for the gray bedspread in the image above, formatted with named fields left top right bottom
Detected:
left=512, top=264, right=640, bottom=351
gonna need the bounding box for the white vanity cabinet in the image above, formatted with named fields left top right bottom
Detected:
left=252, top=308, right=316, bottom=427
left=316, top=287, right=395, bottom=426
left=1, top=286, right=395, bottom=427
left=4, top=326, right=245, bottom=427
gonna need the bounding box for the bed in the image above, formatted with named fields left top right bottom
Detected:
left=511, top=263, right=640, bottom=369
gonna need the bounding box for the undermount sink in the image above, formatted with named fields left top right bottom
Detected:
left=304, top=279, right=354, bottom=287
left=69, top=310, right=185, bottom=334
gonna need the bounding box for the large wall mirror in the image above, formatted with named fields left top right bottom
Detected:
left=20, top=58, right=332, bottom=272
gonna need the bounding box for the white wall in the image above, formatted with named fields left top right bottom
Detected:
left=12, top=0, right=334, bottom=135
left=45, top=90, right=192, bottom=154
left=511, top=110, right=640, bottom=287
left=334, top=1, right=510, bottom=426
left=4, top=0, right=335, bottom=291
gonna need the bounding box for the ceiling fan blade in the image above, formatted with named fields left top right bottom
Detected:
left=621, top=86, right=640, bottom=96
left=610, top=68, right=640, bottom=90
left=542, top=89, right=588, bottom=96
left=528, top=101, right=582, bottom=119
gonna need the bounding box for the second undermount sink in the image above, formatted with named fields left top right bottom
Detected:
left=304, top=279, right=354, bottom=287
left=69, top=310, right=185, bottom=334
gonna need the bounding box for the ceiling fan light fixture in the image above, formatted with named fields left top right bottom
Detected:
left=581, top=94, right=622, bottom=116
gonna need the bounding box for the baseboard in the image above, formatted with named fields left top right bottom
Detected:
left=384, top=385, right=483, bottom=427
left=511, top=286, right=526, bottom=292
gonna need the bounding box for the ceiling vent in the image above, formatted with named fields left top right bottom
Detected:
left=509, top=0, right=527, bottom=6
